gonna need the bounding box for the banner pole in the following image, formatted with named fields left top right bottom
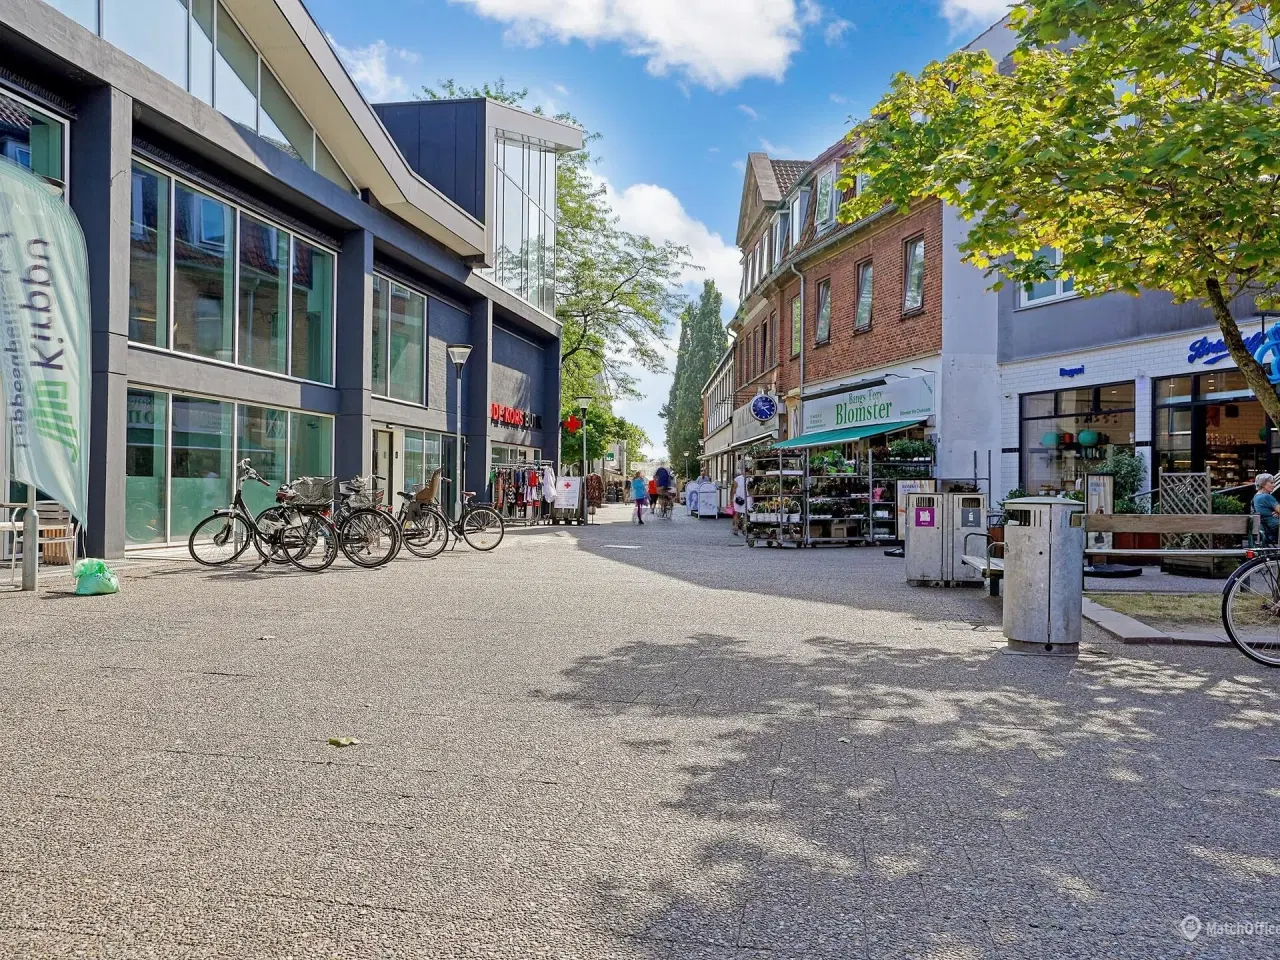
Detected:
left=21, top=485, right=37, bottom=591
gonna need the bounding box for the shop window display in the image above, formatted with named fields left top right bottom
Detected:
left=1154, top=371, right=1273, bottom=487
left=1019, top=382, right=1136, bottom=495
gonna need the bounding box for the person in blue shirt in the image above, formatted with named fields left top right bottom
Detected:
left=630, top=471, right=648, bottom=525
left=654, top=464, right=673, bottom=515
left=1253, top=473, right=1280, bottom=545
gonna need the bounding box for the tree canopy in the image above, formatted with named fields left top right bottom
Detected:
left=842, top=0, right=1280, bottom=421
left=662, top=281, right=728, bottom=477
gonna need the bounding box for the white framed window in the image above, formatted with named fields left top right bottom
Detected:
left=815, top=169, right=835, bottom=229
left=855, top=260, right=873, bottom=330
left=1020, top=247, right=1076, bottom=306
left=903, top=236, right=925, bottom=313
left=790, top=188, right=810, bottom=239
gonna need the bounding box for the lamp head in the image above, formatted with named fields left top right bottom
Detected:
left=446, top=344, right=473, bottom=369
left=575, top=395, right=592, bottom=411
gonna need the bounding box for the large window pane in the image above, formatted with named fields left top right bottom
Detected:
left=289, top=412, right=333, bottom=480
left=46, top=0, right=98, bottom=31
left=791, top=297, right=801, bottom=357
left=125, top=390, right=168, bottom=545
left=190, top=0, right=214, bottom=103
left=173, top=184, right=234, bottom=361
left=260, top=65, right=313, bottom=164
left=103, top=0, right=189, bottom=90
left=372, top=275, right=389, bottom=396
left=501, top=172, right=523, bottom=295
left=237, top=405, right=287, bottom=517
left=404, top=429, right=425, bottom=491
left=315, top=137, right=355, bottom=194
left=170, top=395, right=232, bottom=538
left=237, top=213, right=289, bottom=373
left=388, top=285, right=425, bottom=404
left=129, top=165, right=170, bottom=348
left=0, top=91, right=65, bottom=195
left=291, top=241, right=334, bottom=383
left=215, top=2, right=258, bottom=130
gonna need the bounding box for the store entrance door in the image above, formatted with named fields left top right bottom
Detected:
left=373, top=429, right=393, bottom=499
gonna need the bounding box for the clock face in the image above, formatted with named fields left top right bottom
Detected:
left=751, top=394, right=777, bottom=422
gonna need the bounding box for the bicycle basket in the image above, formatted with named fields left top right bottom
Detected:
left=291, top=476, right=335, bottom=506
left=341, top=476, right=376, bottom=507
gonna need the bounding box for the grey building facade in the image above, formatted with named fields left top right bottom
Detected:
left=0, top=0, right=581, bottom=557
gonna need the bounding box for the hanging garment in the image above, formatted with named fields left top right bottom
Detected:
left=543, top=466, right=557, bottom=501
left=586, top=474, right=605, bottom=508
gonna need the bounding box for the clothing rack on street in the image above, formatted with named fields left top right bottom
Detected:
left=490, top=459, right=557, bottom=526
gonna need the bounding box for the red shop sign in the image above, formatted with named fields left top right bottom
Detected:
left=491, top=404, right=542, bottom=429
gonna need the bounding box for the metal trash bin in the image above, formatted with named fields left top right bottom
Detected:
left=905, top=491, right=988, bottom=586
left=1002, top=496, right=1085, bottom=653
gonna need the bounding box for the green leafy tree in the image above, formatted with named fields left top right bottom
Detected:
left=662, top=281, right=728, bottom=477
left=843, top=0, right=1280, bottom=423
left=559, top=407, right=649, bottom=469
left=422, top=79, right=692, bottom=403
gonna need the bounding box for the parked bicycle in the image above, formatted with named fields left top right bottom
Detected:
left=188, top=460, right=338, bottom=571
left=391, top=470, right=448, bottom=559
left=331, top=475, right=401, bottom=568
left=394, top=477, right=505, bottom=552
left=1221, top=548, right=1280, bottom=667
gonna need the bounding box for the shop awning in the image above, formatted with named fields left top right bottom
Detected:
left=772, top=419, right=924, bottom=451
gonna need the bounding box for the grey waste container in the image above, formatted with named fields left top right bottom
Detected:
left=905, top=491, right=988, bottom=586
left=1001, top=496, right=1085, bottom=653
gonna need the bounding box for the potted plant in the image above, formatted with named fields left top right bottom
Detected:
left=989, top=487, right=1028, bottom=544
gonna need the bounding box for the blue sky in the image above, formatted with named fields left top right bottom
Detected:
left=307, top=0, right=1011, bottom=455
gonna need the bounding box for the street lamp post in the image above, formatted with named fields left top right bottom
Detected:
left=447, top=344, right=473, bottom=520
left=683, top=450, right=691, bottom=482
left=575, top=396, right=592, bottom=518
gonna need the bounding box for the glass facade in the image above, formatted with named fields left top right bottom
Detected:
left=403, top=429, right=444, bottom=493
left=0, top=90, right=66, bottom=197
left=124, top=387, right=333, bottom=545
left=1019, top=382, right=1136, bottom=495
left=237, top=213, right=289, bottom=373
left=129, top=165, right=170, bottom=347
left=372, top=274, right=428, bottom=406
left=1154, top=371, right=1272, bottom=487
left=491, top=133, right=557, bottom=314
left=131, top=161, right=335, bottom=383
left=40, top=0, right=354, bottom=192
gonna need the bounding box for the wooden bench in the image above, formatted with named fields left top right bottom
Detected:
left=1082, top=514, right=1257, bottom=558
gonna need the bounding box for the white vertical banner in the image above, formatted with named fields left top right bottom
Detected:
left=0, top=159, right=91, bottom=525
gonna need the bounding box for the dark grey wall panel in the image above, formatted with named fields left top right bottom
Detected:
left=490, top=324, right=547, bottom=448
left=374, top=100, right=486, bottom=222
left=427, top=296, right=473, bottom=433
left=999, top=286, right=1258, bottom=363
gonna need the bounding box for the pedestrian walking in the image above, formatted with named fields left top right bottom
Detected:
left=631, top=471, right=649, bottom=525
left=731, top=464, right=749, bottom=536
left=647, top=475, right=658, bottom=515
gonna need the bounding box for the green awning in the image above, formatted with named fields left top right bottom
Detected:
left=772, top=419, right=925, bottom=451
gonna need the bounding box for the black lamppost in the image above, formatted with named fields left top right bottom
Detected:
left=447, top=344, right=472, bottom=519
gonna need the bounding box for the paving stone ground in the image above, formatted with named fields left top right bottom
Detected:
left=2, top=504, right=1279, bottom=959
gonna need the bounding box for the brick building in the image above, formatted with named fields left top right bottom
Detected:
left=711, top=136, right=1001, bottom=487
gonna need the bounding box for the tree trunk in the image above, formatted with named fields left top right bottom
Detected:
left=1205, top=277, right=1280, bottom=425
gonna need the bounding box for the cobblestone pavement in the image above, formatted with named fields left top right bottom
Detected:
left=3, top=505, right=1279, bottom=959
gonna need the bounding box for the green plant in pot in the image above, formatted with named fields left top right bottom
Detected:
left=888, top=437, right=936, bottom=461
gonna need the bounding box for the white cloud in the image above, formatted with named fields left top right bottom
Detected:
left=449, top=0, right=829, bottom=89
left=738, top=104, right=760, bottom=121
left=760, top=137, right=796, bottom=157
left=732, top=159, right=746, bottom=172
left=707, top=146, right=721, bottom=154
left=939, top=0, right=1011, bottom=34
left=824, top=17, right=853, bottom=45
left=327, top=36, right=415, bottom=101
left=829, top=92, right=847, bottom=104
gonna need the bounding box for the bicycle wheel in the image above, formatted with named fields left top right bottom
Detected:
left=339, top=507, right=400, bottom=568
left=189, top=513, right=254, bottom=566
left=253, top=507, right=297, bottom=564
left=283, top=513, right=339, bottom=572
left=400, top=508, right=447, bottom=559
left=461, top=506, right=505, bottom=551
left=1222, top=555, right=1280, bottom=667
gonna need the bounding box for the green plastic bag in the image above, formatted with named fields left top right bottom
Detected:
left=73, top=558, right=119, bottom=596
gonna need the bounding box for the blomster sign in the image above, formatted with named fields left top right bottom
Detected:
left=804, top=374, right=935, bottom=434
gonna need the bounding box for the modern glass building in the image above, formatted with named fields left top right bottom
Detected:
left=1, top=0, right=582, bottom=555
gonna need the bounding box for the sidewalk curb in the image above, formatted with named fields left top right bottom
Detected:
left=1082, top=598, right=1231, bottom=647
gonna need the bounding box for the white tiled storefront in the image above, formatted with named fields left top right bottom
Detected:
left=998, top=319, right=1267, bottom=497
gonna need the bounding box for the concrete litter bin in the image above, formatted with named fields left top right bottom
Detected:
left=1001, top=496, right=1085, bottom=653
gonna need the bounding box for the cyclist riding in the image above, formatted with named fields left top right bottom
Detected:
left=654, top=464, right=673, bottom=517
